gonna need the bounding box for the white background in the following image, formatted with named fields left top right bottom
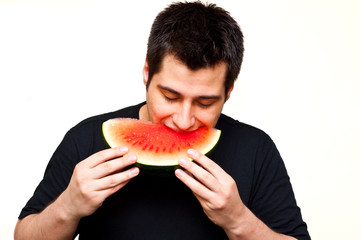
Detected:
left=1, top=0, right=360, bottom=239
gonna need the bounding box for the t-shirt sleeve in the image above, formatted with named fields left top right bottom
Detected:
left=17, top=104, right=140, bottom=220
left=18, top=131, right=79, bottom=219
left=249, top=135, right=310, bottom=240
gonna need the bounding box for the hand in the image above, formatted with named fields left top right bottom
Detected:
left=60, top=146, right=139, bottom=220
left=175, top=149, right=245, bottom=233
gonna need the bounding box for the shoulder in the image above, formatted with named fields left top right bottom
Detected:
left=68, top=102, right=144, bottom=134
left=52, top=102, right=144, bottom=159
left=214, top=114, right=278, bottom=171
left=216, top=113, right=273, bottom=144
left=76, top=102, right=144, bottom=127
left=60, top=102, right=144, bottom=151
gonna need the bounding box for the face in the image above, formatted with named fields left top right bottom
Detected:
left=141, top=55, right=233, bottom=131
left=140, top=55, right=233, bottom=131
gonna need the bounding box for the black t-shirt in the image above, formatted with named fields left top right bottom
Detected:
left=19, top=102, right=310, bottom=239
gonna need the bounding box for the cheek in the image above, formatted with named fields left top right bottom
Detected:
left=148, top=102, right=174, bottom=123
left=196, top=113, right=219, bottom=128
left=195, top=106, right=224, bottom=128
left=146, top=88, right=171, bottom=123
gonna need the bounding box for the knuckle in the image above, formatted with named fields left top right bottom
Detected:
left=223, top=190, right=232, bottom=201
left=102, top=161, right=115, bottom=173
left=230, top=179, right=237, bottom=189
left=201, top=171, right=211, bottom=182
left=74, top=162, right=84, bottom=172
left=73, top=170, right=86, bottom=187
left=189, top=160, right=200, bottom=172
left=96, top=150, right=109, bottom=160
left=186, top=162, right=194, bottom=172
left=78, top=183, right=91, bottom=197
left=96, top=148, right=118, bottom=160
left=199, top=154, right=208, bottom=162
left=122, top=156, right=133, bottom=166
left=193, top=184, right=203, bottom=194
left=213, top=198, right=227, bottom=210
left=107, top=175, right=118, bottom=187
left=88, top=194, right=101, bottom=207
left=127, top=171, right=135, bottom=179
left=193, top=150, right=202, bottom=159
left=220, top=183, right=233, bottom=199
left=226, top=178, right=237, bottom=192
left=127, top=168, right=138, bottom=179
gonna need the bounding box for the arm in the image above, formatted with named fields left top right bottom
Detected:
left=175, top=149, right=296, bottom=240
left=14, top=194, right=80, bottom=240
left=14, top=147, right=139, bottom=240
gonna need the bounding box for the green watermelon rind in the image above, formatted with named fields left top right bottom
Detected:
left=102, top=118, right=221, bottom=169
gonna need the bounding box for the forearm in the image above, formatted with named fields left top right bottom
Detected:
left=14, top=148, right=138, bottom=239
left=224, top=206, right=296, bottom=240
left=14, top=192, right=80, bottom=240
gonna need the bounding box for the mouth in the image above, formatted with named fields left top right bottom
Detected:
left=162, top=122, right=201, bottom=133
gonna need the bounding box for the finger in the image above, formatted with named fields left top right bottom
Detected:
left=87, top=146, right=129, bottom=168
left=95, top=166, right=140, bottom=192
left=187, top=149, right=223, bottom=178
left=178, top=158, right=219, bottom=192
left=175, top=168, right=214, bottom=200
left=86, top=178, right=133, bottom=208
left=102, top=179, right=131, bottom=198
left=92, top=154, right=137, bottom=179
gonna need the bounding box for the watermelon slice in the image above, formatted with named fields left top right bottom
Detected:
left=102, top=118, right=221, bottom=167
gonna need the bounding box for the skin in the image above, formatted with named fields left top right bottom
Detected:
left=141, top=54, right=296, bottom=240
left=140, top=55, right=231, bottom=130
left=14, top=147, right=140, bottom=239
left=14, top=54, right=296, bottom=240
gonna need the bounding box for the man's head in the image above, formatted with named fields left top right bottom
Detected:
left=140, top=1, right=244, bottom=131
left=145, top=1, right=244, bottom=96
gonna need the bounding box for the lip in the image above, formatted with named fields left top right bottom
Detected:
left=162, top=122, right=201, bottom=133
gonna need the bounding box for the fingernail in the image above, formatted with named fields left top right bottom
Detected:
left=127, top=155, right=137, bottom=163
left=130, top=167, right=139, bottom=176
left=179, top=158, right=188, bottom=167
left=119, top=146, right=128, bottom=152
left=187, top=149, right=196, bottom=156
left=175, top=169, right=183, bottom=178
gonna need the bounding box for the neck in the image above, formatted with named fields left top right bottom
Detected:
left=139, top=104, right=149, bottom=121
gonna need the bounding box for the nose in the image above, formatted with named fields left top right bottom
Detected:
left=172, top=102, right=195, bottom=131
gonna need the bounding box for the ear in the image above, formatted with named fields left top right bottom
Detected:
left=143, top=59, right=149, bottom=87
left=226, top=84, right=234, bottom=101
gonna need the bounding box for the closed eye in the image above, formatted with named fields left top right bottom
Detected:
left=197, top=100, right=216, bottom=108
left=196, top=96, right=221, bottom=108
left=162, top=91, right=180, bottom=102
left=164, top=94, right=178, bottom=102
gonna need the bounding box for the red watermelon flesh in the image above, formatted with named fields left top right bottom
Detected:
left=102, top=118, right=221, bottom=166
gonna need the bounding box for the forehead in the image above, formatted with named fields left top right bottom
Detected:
left=155, top=55, right=227, bottom=93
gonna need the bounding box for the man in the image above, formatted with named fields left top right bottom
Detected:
left=15, top=2, right=310, bottom=239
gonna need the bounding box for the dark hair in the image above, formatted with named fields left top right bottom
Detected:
left=146, top=1, right=244, bottom=95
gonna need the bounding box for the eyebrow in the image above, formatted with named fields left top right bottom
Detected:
left=157, top=84, right=222, bottom=100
